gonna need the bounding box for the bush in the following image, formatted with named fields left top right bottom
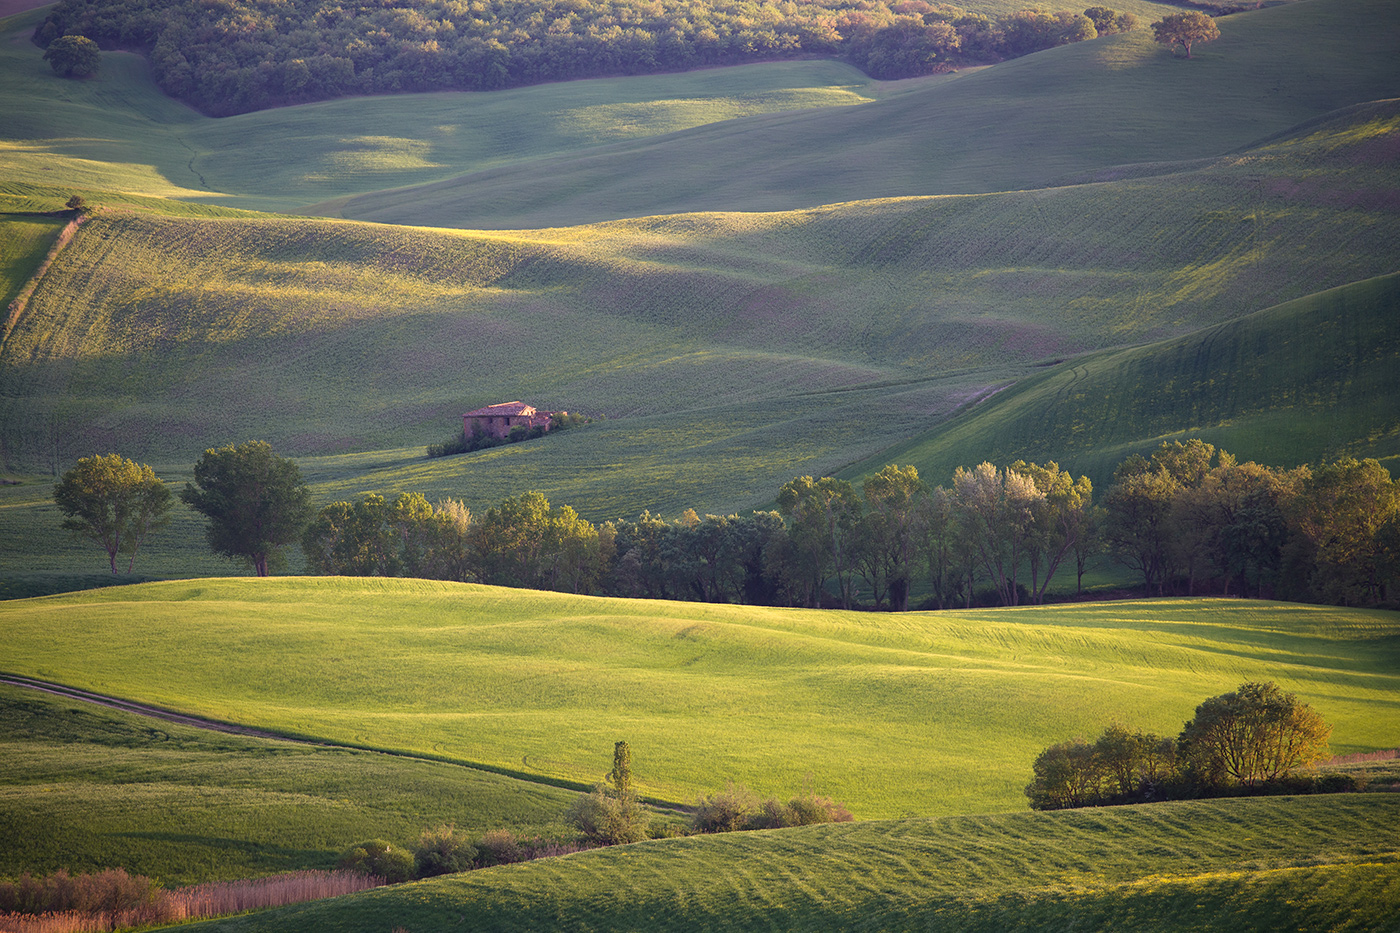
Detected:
left=784, top=793, right=854, bottom=826
left=692, top=782, right=759, bottom=833
left=568, top=787, right=650, bottom=845
left=475, top=829, right=526, bottom=866
left=413, top=825, right=478, bottom=878
left=337, top=840, right=415, bottom=884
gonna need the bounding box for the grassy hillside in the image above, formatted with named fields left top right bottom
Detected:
left=325, top=0, right=1400, bottom=229
left=847, top=270, right=1400, bottom=488
left=0, top=684, right=581, bottom=884
left=191, top=795, right=1400, bottom=932
left=1, top=94, right=1395, bottom=487
left=0, top=3, right=899, bottom=216
left=1, top=580, right=1396, bottom=819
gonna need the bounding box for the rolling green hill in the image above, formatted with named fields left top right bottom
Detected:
left=323, top=0, right=1400, bottom=229
left=846, top=270, right=1400, bottom=488
left=0, top=683, right=581, bottom=884
left=1, top=580, right=1396, bottom=819
left=188, top=795, right=1400, bottom=933
left=0, top=3, right=900, bottom=216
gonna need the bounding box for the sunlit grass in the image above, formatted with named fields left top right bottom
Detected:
left=1, top=580, right=1396, bottom=819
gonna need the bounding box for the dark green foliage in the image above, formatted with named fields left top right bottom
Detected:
left=42, top=34, right=100, bottom=78
left=180, top=441, right=313, bottom=577
left=52, top=453, right=170, bottom=574
left=413, top=825, right=478, bottom=878
left=337, top=840, right=415, bottom=884
left=36, top=0, right=1117, bottom=115
left=427, top=413, right=586, bottom=458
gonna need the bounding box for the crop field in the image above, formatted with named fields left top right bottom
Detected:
left=0, top=684, right=580, bottom=884
left=166, top=796, right=1400, bottom=932
left=1, top=580, right=1396, bottom=820
left=328, top=0, right=1400, bottom=229
left=854, top=270, right=1400, bottom=488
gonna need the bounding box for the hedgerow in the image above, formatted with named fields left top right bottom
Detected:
left=34, top=0, right=1138, bottom=115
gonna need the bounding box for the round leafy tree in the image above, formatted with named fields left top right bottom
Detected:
left=1151, top=11, right=1220, bottom=59
left=43, top=35, right=101, bottom=77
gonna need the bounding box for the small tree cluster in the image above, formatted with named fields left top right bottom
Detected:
left=1026, top=682, right=1333, bottom=810
left=428, top=412, right=589, bottom=459
left=691, top=782, right=854, bottom=833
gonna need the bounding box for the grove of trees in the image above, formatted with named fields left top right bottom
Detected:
left=1026, top=681, right=1340, bottom=810
left=35, top=0, right=1139, bottom=115
left=292, top=440, right=1400, bottom=609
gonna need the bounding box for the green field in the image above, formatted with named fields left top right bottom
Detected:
left=0, top=683, right=581, bottom=884
left=846, top=270, right=1400, bottom=488
left=166, top=796, right=1400, bottom=931
left=325, top=0, right=1400, bottom=229
left=1, top=580, right=1396, bottom=820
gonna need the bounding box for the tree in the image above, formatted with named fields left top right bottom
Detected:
left=1083, top=7, right=1136, bottom=35
left=950, top=462, right=1043, bottom=606
left=858, top=464, right=928, bottom=610
left=1024, top=738, right=1103, bottom=810
left=53, top=454, right=171, bottom=574
left=1292, top=458, right=1400, bottom=605
left=43, top=35, right=101, bottom=77
left=776, top=476, right=862, bottom=608
left=1011, top=460, right=1093, bottom=604
left=180, top=441, right=313, bottom=577
left=570, top=741, right=649, bottom=845
left=1177, top=682, right=1330, bottom=788
left=1151, top=11, right=1219, bottom=59
left=301, top=493, right=399, bottom=576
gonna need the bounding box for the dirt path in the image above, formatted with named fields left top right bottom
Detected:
left=0, top=673, right=334, bottom=744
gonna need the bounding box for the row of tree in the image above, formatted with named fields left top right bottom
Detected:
left=35, top=0, right=1146, bottom=115
left=53, top=439, right=1400, bottom=607
left=1025, top=682, right=1339, bottom=810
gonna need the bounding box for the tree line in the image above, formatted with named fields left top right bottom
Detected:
left=35, top=0, right=1140, bottom=116
left=54, top=438, right=1399, bottom=607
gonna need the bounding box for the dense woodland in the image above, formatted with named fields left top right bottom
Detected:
left=297, top=440, right=1400, bottom=610
left=34, top=0, right=1138, bottom=114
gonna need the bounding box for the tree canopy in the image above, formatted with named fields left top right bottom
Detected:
left=52, top=454, right=170, bottom=574
left=36, top=0, right=1139, bottom=115
left=1150, top=11, right=1220, bottom=59
left=180, top=441, right=313, bottom=577
left=42, top=34, right=100, bottom=77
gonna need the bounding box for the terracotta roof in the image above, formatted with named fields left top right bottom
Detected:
left=465, top=401, right=536, bottom=418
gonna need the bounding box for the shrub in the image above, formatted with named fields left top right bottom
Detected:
left=476, top=829, right=526, bottom=866
left=413, top=825, right=478, bottom=878
left=337, top=840, right=415, bottom=884
left=692, top=782, right=760, bottom=833
left=784, top=793, right=854, bottom=826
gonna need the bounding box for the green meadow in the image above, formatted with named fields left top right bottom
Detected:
left=848, top=270, right=1400, bottom=487
left=0, top=683, right=580, bottom=884
left=1, top=580, right=1396, bottom=820
left=189, top=795, right=1400, bottom=933
left=327, top=0, right=1400, bottom=229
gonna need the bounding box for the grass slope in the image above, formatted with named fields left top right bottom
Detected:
left=0, top=3, right=896, bottom=215
left=0, top=684, right=580, bottom=884
left=1, top=579, right=1396, bottom=819
left=326, top=0, right=1400, bottom=229
left=192, top=795, right=1400, bottom=932
left=848, top=270, right=1400, bottom=488
left=3, top=96, right=1397, bottom=473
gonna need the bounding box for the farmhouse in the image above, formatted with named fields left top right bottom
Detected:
left=464, top=401, right=557, bottom=439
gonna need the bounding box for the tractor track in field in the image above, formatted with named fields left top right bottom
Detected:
left=0, top=672, right=692, bottom=810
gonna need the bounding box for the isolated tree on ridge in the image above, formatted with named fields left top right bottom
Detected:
left=1151, top=11, right=1219, bottom=59
left=181, top=440, right=312, bottom=576
left=53, top=453, right=170, bottom=574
